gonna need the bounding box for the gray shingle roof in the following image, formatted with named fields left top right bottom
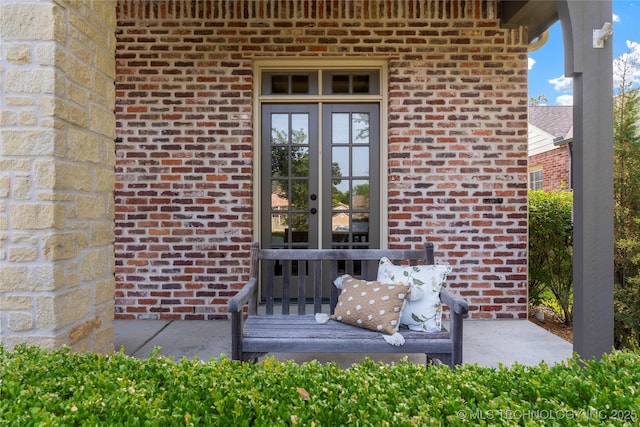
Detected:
left=529, top=106, right=573, bottom=141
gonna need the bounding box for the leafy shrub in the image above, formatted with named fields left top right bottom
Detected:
left=2, top=345, right=640, bottom=426
left=529, top=190, right=574, bottom=325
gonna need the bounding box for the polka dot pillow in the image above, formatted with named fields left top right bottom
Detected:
left=331, top=275, right=410, bottom=335
left=377, top=257, right=452, bottom=333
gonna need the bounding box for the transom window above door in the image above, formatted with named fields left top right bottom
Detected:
left=261, top=70, right=380, bottom=96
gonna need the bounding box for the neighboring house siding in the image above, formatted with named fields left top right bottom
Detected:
left=114, top=0, right=529, bottom=320
left=528, top=106, right=573, bottom=191
left=529, top=147, right=571, bottom=191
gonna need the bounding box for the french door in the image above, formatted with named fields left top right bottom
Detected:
left=261, top=103, right=380, bottom=251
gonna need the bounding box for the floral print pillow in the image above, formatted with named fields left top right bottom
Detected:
left=376, top=258, right=451, bottom=333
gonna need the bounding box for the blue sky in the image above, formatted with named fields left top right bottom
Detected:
left=528, top=0, right=640, bottom=105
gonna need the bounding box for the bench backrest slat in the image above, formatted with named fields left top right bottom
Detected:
left=252, top=242, right=434, bottom=315
left=297, top=260, right=307, bottom=315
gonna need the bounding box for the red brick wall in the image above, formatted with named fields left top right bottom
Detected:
left=529, top=146, right=571, bottom=191
left=115, top=0, right=529, bottom=320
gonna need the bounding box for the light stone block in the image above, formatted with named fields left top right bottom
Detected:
left=19, top=110, right=37, bottom=126
left=11, top=175, right=31, bottom=200
left=0, top=111, right=17, bottom=126
left=35, top=42, right=57, bottom=66
left=0, top=3, right=58, bottom=40
left=5, top=69, right=56, bottom=94
left=0, top=265, right=57, bottom=292
left=0, top=176, right=9, bottom=198
left=8, top=313, right=33, bottom=332
left=34, top=160, right=92, bottom=191
left=77, top=195, right=105, bottom=219
left=36, top=96, right=56, bottom=116
left=0, top=296, right=32, bottom=310
left=36, top=287, right=91, bottom=329
left=43, top=231, right=87, bottom=261
left=55, top=98, right=88, bottom=127
left=68, top=84, right=88, bottom=107
left=0, top=335, right=67, bottom=351
left=90, top=104, right=116, bottom=137
left=11, top=203, right=64, bottom=229
left=6, top=44, right=31, bottom=64
left=90, top=222, right=114, bottom=245
left=95, top=278, right=115, bottom=304
left=68, top=128, right=100, bottom=162
left=95, top=168, right=115, bottom=192
left=81, top=247, right=108, bottom=281
left=1, top=130, right=57, bottom=156
left=71, top=340, right=92, bottom=353
left=94, top=325, right=115, bottom=354
left=0, top=159, right=30, bottom=171
left=68, top=316, right=101, bottom=344
left=9, top=246, right=38, bottom=262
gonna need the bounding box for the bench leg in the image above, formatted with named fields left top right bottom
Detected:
left=242, top=352, right=267, bottom=363
left=426, top=353, right=452, bottom=368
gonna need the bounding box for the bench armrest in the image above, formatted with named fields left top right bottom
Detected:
left=228, top=278, right=258, bottom=313
left=229, top=277, right=258, bottom=360
left=440, top=288, right=469, bottom=315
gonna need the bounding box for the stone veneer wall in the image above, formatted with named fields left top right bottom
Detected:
left=115, top=0, right=530, bottom=320
left=0, top=1, right=116, bottom=352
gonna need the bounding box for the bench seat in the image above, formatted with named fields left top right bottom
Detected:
left=229, top=242, right=468, bottom=368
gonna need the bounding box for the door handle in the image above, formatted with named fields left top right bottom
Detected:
left=310, top=208, right=317, bottom=215
left=310, top=194, right=317, bottom=201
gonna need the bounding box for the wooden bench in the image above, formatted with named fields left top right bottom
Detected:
left=228, top=241, right=468, bottom=368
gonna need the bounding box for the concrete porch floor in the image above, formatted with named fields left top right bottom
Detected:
left=114, top=319, right=573, bottom=368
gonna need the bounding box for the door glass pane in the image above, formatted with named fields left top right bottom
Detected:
left=352, top=180, right=369, bottom=210
left=271, top=114, right=289, bottom=143
left=352, top=212, right=369, bottom=242
left=352, top=113, right=369, bottom=144
left=291, top=114, right=309, bottom=144
left=290, top=178, right=309, bottom=210
left=332, top=146, right=349, bottom=178
left=290, top=146, right=309, bottom=177
left=271, top=213, right=287, bottom=247
left=290, top=213, right=309, bottom=244
left=271, top=146, right=289, bottom=176
left=332, top=212, right=349, bottom=236
left=331, top=113, right=350, bottom=144
left=272, top=190, right=289, bottom=209
left=352, top=146, right=369, bottom=176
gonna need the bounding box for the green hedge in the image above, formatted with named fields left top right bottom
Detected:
left=2, top=346, right=640, bottom=426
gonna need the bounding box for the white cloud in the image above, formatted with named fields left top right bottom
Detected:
left=613, top=40, right=640, bottom=91
left=613, top=13, right=621, bottom=22
left=555, top=95, right=574, bottom=106
left=528, top=57, right=536, bottom=71
left=549, top=75, right=573, bottom=92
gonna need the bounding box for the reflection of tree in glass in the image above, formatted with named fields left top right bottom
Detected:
left=353, top=183, right=369, bottom=206
left=353, top=113, right=369, bottom=142
left=331, top=161, right=349, bottom=206
left=271, top=127, right=310, bottom=231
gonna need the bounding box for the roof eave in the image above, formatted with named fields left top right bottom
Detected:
left=500, top=0, right=559, bottom=43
